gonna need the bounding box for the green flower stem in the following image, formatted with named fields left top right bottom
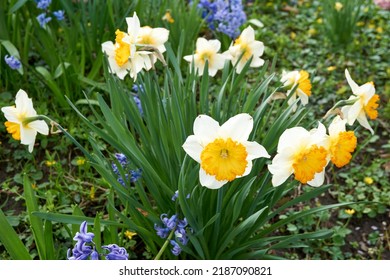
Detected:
left=25, top=115, right=95, bottom=162
left=322, top=98, right=359, bottom=119
left=154, top=229, right=175, bottom=260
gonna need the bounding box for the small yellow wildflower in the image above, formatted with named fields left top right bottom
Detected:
left=316, top=18, right=323, bottom=24
left=327, top=66, right=336, bottom=71
left=89, top=186, right=95, bottom=200
left=345, top=209, right=355, bottom=215
left=356, top=21, right=365, bottom=27
left=76, top=157, right=86, bottom=166
left=32, top=183, right=38, bottom=190
left=45, top=160, right=56, bottom=167
left=290, top=32, right=296, bottom=40
left=364, top=177, right=374, bottom=185
left=376, top=27, right=383, bottom=33
left=125, top=230, right=137, bottom=240
left=308, top=28, right=317, bottom=36
left=368, top=23, right=375, bottom=29
left=335, top=2, right=343, bottom=11
left=162, top=11, right=174, bottom=23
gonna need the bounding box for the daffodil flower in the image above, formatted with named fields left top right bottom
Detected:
left=280, top=70, right=312, bottom=112
left=182, top=113, right=270, bottom=189
left=327, top=116, right=357, bottom=168
left=225, top=26, right=265, bottom=74
left=341, top=69, right=379, bottom=134
left=183, top=38, right=229, bottom=77
left=101, top=12, right=151, bottom=80
left=1, top=89, right=49, bottom=152
left=268, top=123, right=328, bottom=187
left=136, top=25, right=169, bottom=70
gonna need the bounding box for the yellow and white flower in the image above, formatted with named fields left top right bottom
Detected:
left=1, top=89, right=49, bottom=152
left=341, top=69, right=379, bottom=134
left=182, top=113, right=270, bottom=189
left=225, top=26, right=265, bottom=74
left=268, top=123, right=328, bottom=187
left=136, top=25, right=169, bottom=70
left=327, top=116, right=357, bottom=168
left=101, top=12, right=151, bottom=80
left=183, top=38, right=229, bottom=77
left=281, top=70, right=312, bottom=111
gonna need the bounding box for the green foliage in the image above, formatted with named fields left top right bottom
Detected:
left=320, top=0, right=365, bottom=50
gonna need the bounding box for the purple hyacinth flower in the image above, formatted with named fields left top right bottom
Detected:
left=102, top=244, right=129, bottom=260
left=170, top=240, right=182, bottom=256
left=154, top=224, right=170, bottom=239
left=36, top=0, right=51, bottom=10
left=67, top=241, right=96, bottom=260
left=36, top=13, right=51, bottom=27
left=73, top=221, right=95, bottom=243
left=53, top=10, right=65, bottom=21
left=133, top=96, right=143, bottom=115
left=161, top=214, right=177, bottom=230
left=171, top=191, right=179, bottom=201
left=4, top=55, right=21, bottom=70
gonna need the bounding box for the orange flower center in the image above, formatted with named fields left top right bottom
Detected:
left=298, top=70, right=312, bottom=96
left=292, top=145, right=327, bottom=184
left=114, top=29, right=131, bottom=66
left=330, top=131, right=357, bottom=168
left=5, top=121, right=21, bottom=140
left=364, top=94, right=379, bottom=120
left=200, top=138, right=248, bottom=181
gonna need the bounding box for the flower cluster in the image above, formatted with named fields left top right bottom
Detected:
left=4, top=55, right=22, bottom=70
left=101, top=12, right=169, bottom=81
left=184, top=26, right=264, bottom=76
left=111, top=153, right=142, bottom=187
left=35, top=0, right=65, bottom=27
left=67, top=221, right=129, bottom=260
left=197, top=0, right=247, bottom=38
left=154, top=214, right=190, bottom=256
left=268, top=68, right=379, bottom=187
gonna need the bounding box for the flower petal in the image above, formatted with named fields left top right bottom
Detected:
left=28, top=120, right=49, bottom=135
left=199, top=168, right=228, bottom=189
left=193, top=115, right=220, bottom=146
left=268, top=153, right=293, bottom=187
left=182, top=135, right=202, bottom=163
left=345, top=69, right=360, bottom=94
left=245, top=141, right=270, bottom=160
left=356, top=111, right=374, bottom=134
left=20, top=126, right=37, bottom=146
left=307, top=170, right=325, bottom=187
left=219, top=113, right=253, bottom=142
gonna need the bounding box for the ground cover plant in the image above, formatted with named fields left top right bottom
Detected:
left=0, top=0, right=389, bottom=260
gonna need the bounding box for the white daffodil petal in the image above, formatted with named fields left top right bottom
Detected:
left=345, top=69, right=359, bottom=94
left=329, top=116, right=346, bottom=136
left=193, top=115, right=220, bottom=145
left=268, top=153, right=294, bottom=187
left=219, top=113, right=253, bottom=142
left=356, top=111, right=374, bottom=134
left=307, top=170, right=325, bottom=187
left=345, top=99, right=362, bottom=125
left=1, top=106, right=19, bottom=123
left=242, top=160, right=253, bottom=176
left=20, top=126, right=37, bottom=146
left=28, top=120, right=49, bottom=135
left=245, top=141, right=270, bottom=160
left=199, top=168, right=228, bottom=189
left=277, top=127, right=309, bottom=152
left=182, top=135, right=203, bottom=163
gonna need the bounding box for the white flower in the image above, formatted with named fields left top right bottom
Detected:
left=101, top=12, right=151, bottom=80
left=225, top=26, right=265, bottom=74
left=182, top=113, right=270, bottom=189
left=268, top=123, right=329, bottom=187
left=1, top=89, right=49, bottom=152
left=280, top=70, right=312, bottom=111
left=341, top=69, right=379, bottom=134
left=183, top=38, right=229, bottom=77
left=136, top=26, right=169, bottom=70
